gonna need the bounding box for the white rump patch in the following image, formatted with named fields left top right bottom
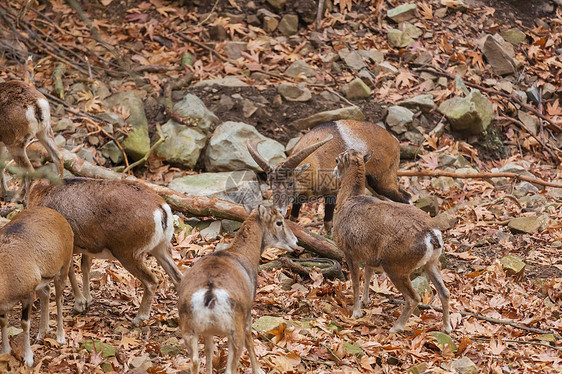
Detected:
left=191, top=288, right=232, bottom=334
left=25, top=105, right=40, bottom=134
left=37, top=98, right=51, bottom=129
left=433, top=229, right=444, bottom=251
left=162, top=204, right=174, bottom=243
left=416, top=232, right=438, bottom=268
left=336, top=121, right=369, bottom=154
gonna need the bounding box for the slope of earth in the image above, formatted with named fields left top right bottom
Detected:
left=0, top=0, right=561, bottom=373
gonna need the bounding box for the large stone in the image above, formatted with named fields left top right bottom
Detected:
left=411, top=276, right=432, bottom=298
left=517, top=110, right=538, bottom=135
left=500, top=255, right=526, bottom=275
left=373, top=61, right=399, bottom=75
left=172, top=94, right=220, bottom=133
left=253, top=316, right=286, bottom=335
left=387, top=3, right=418, bottom=23
left=285, top=60, right=316, bottom=79
left=223, top=41, right=247, bottom=59
left=267, top=0, right=286, bottom=11
left=500, top=28, right=527, bottom=45
left=101, top=141, right=123, bottom=164
left=155, top=120, right=207, bottom=169
left=291, top=106, right=365, bottom=130
left=263, top=16, right=279, bottom=32
left=278, top=83, right=312, bottom=102
left=479, top=34, right=519, bottom=75
left=193, top=76, right=248, bottom=88
left=342, top=50, right=366, bottom=71
left=168, top=171, right=262, bottom=205
left=508, top=216, right=540, bottom=234
left=386, top=106, right=414, bottom=134
left=416, top=195, right=440, bottom=217
left=205, top=121, right=286, bottom=172
left=438, top=90, right=494, bottom=134
left=451, top=357, right=479, bottom=374
left=278, top=14, right=299, bottom=36
left=388, top=29, right=415, bottom=48
left=105, top=91, right=150, bottom=160
left=433, top=211, right=457, bottom=230
left=342, top=78, right=371, bottom=99
left=398, top=94, right=435, bottom=111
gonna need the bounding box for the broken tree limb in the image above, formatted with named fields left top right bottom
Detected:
left=60, top=149, right=343, bottom=260
left=259, top=257, right=343, bottom=280
left=397, top=169, right=562, bottom=188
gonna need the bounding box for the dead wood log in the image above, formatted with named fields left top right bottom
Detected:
left=60, top=149, right=343, bottom=260
left=260, top=257, right=344, bottom=280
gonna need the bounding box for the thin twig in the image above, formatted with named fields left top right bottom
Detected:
left=391, top=299, right=562, bottom=340
left=498, top=115, right=559, bottom=161
left=177, top=34, right=227, bottom=62
left=471, top=336, right=561, bottom=351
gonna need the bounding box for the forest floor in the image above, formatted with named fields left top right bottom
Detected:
left=0, top=0, right=561, bottom=373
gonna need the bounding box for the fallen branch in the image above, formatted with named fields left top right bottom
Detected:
left=471, top=336, right=560, bottom=351
left=60, top=149, right=343, bottom=260
left=121, top=136, right=165, bottom=174
left=260, top=257, right=343, bottom=280
left=397, top=169, right=562, bottom=188
left=391, top=299, right=562, bottom=340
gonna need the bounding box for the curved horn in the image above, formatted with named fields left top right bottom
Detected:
left=247, top=139, right=272, bottom=172
left=282, top=134, right=334, bottom=169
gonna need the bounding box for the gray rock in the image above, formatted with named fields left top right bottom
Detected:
left=500, top=255, right=526, bottom=275
left=526, top=86, right=540, bottom=103
left=341, top=78, right=371, bottom=99
left=387, top=3, right=418, bottom=23
left=398, top=94, right=435, bottom=111
left=451, top=357, right=479, bottom=374
left=342, top=50, right=366, bottom=71
left=168, top=170, right=262, bottom=206
left=479, top=34, right=519, bottom=75
left=285, top=137, right=301, bottom=153
left=517, top=110, right=538, bottom=135
left=438, top=90, right=494, bottom=134
left=200, top=221, right=222, bottom=242
left=373, top=61, right=399, bottom=75
left=278, top=14, right=299, bottom=36
left=155, top=120, right=207, bottom=169
left=54, top=118, right=76, bottom=132
left=514, top=181, right=539, bottom=197
left=101, top=141, right=123, bottom=164
left=386, top=106, right=414, bottom=134
left=508, top=216, right=540, bottom=234
left=278, top=83, right=312, bottom=102
left=104, top=91, right=150, bottom=160
left=285, top=60, right=316, bottom=79
left=542, top=83, right=556, bottom=99
left=359, top=49, right=384, bottom=63
left=205, top=121, right=286, bottom=172
left=411, top=276, right=432, bottom=298
left=500, top=28, right=527, bottom=45
left=433, top=211, right=457, bottom=231
left=247, top=14, right=260, bottom=26
left=494, top=164, right=538, bottom=183
left=400, top=22, right=422, bottom=38
left=173, top=94, right=220, bottom=133
left=263, top=16, right=279, bottom=32
left=291, top=106, right=365, bottom=130
left=416, top=195, right=440, bottom=217
left=193, top=76, right=249, bottom=88
left=223, top=41, right=248, bottom=59
left=432, top=177, right=460, bottom=191
left=267, top=0, right=286, bottom=11
left=388, top=29, right=415, bottom=48
left=519, top=194, right=546, bottom=210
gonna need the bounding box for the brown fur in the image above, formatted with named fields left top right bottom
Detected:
left=249, top=120, right=409, bottom=231
left=0, top=81, right=63, bottom=203
left=333, top=150, right=452, bottom=333
left=178, top=205, right=299, bottom=374
left=0, top=207, right=73, bottom=366
left=28, top=177, right=182, bottom=324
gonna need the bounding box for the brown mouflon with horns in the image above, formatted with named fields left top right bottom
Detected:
left=332, top=149, right=451, bottom=333
left=29, top=177, right=182, bottom=325
left=0, top=207, right=73, bottom=367
left=248, top=120, right=410, bottom=232
left=178, top=204, right=300, bottom=374
left=0, top=81, right=64, bottom=203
